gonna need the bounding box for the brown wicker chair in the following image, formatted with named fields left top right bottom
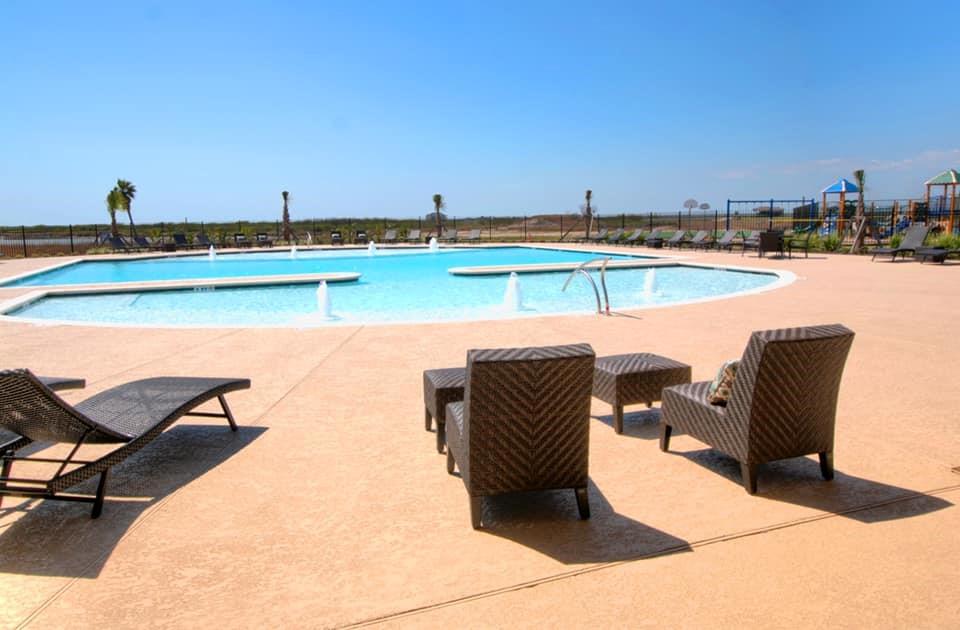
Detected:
left=445, top=343, right=596, bottom=529
left=659, top=324, right=855, bottom=494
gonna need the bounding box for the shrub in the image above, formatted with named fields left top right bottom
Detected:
left=931, top=233, right=960, bottom=250
left=821, top=234, right=842, bottom=252
left=890, top=233, right=902, bottom=248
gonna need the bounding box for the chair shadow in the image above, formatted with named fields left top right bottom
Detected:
left=593, top=408, right=663, bottom=440
left=0, top=424, right=267, bottom=578
left=475, top=479, right=691, bottom=564
left=673, top=448, right=953, bottom=522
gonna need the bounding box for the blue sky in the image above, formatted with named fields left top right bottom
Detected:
left=1, top=1, right=956, bottom=224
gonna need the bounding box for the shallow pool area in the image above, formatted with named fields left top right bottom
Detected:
left=4, top=246, right=787, bottom=326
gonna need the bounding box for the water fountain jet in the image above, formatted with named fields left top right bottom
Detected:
left=503, top=272, right=523, bottom=311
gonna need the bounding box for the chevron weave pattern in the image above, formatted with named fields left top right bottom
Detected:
left=444, top=344, right=595, bottom=500
left=661, top=324, right=854, bottom=488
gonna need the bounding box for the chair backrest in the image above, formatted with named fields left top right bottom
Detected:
left=109, top=236, right=128, bottom=249
left=462, top=344, right=595, bottom=495
left=196, top=233, right=211, bottom=245
left=900, top=223, right=930, bottom=249
left=596, top=228, right=608, bottom=238
left=256, top=233, right=269, bottom=241
left=330, top=230, right=342, bottom=239
left=407, top=229, right=421, bottom=239
left=668, top=231, right=686, bottom=242
left=445, top=229, right=457, bottom=238
left=0, top=370, right=127, bottom=443
left=467, top=229, right=481, bottom=239
left=134, top=236, right=150, bottom=247
left=726, top=325, right=855, bottom=462
left=384, top=229, right=397, bottom=240
left=718, top=230, right=737, bottom=244
left=173, top=233, right=189, bottom=245
left=691, top=230, right=708, bottom=242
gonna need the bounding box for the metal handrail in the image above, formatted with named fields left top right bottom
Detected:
left=562, top=257, right=611, bottom=315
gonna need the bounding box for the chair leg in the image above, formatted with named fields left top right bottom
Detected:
left=91, top=469, right=109, bottom=519
left=613, top=404, right=624, bottom=434
left=218, top=394, right=238, bottom=431
left=0, top=450, right=12, bottom=509
left=470, top=496, right=482, bottom=529
left=575, top=486, right=590, bottom=519
left=424, top=407, right=432, bottom=432
left=741, top=462, right=758, bottom=494
left=435, top=421, right=445, bottom=454
left=819, top=451, right=834, bottom=480
left=446, top=449, right=456, bottom=475
left=659, top=423, right=672, bottom=451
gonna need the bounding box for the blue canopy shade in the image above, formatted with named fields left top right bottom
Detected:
left=822, top=178, right=859, bottom=194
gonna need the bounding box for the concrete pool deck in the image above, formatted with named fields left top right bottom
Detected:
left=0, top=245, right=958, bottom=628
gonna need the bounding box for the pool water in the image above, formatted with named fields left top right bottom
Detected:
left=4, top=246, right=641, bottom=287
left=7, top=247, right=782, bottom=326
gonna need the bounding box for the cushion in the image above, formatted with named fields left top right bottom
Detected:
left=707, top=359, right=739, bottom=406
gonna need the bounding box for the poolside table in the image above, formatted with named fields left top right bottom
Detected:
left=423, top=367, right=466, bottom=453
left=592, top=353, right=691, bottom=434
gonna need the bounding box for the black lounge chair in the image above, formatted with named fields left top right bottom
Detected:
left=680, top=230, right=711, bottom=249
left=439, top=229, right=458, bottom=243
left=665, top=231, right=688, bottom=248
left=660, top=324, right=855, bottom=494
left=463, top=229, right=482, bottom=242
left=0, top=369, right=250, bottom=518
left=445, top=344, right=595, bottom=528
left=871, top=224, right=931, bottom=261
left=404, top=229, right=421, bottom=243
left=195, top=233, right=213, bottom=248
left=587, top=228, right=609, bottom=244
left=740, top=230, right=761, bottom=256
left=382, top=229, right=398, bottom=244
left=107, top=236, right=131, bottom=252
left=354, top=230, right=369, bottom=245
left=330, top=230, right=343, bottom=246
left=606, top=228, right=626, bottom=244
left=915, top=247, right=960, bottom=264
left=623, top=229, right=644, bottom=245
left=173, top=233, right=196, bottom=250
left=714, top=229, right=739, bottom=251
left=255, top=233, right=274, bottom=247
left=786, top=227, right=815, bottom=258
left=131, top=235, right=158, bottom=251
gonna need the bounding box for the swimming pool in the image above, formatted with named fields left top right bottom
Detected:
left=3, top=246, right=789, bottom=327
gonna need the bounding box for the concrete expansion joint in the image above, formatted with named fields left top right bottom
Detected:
left=339, top=483, right=960, bottom=629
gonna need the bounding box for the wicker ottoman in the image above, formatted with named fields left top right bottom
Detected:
left=593, top=353, right=691, bottom=434
left=423, top=367, right=466, bottom=453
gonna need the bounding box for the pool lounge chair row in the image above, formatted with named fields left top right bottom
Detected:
left=430, top=324, right=855, bottom=529
left=871, top=224, right=959, bottom=263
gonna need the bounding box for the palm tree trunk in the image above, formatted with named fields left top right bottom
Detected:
left=110, top=212, right=119, bottom=238
left=127, top=211, right=138, bottom=238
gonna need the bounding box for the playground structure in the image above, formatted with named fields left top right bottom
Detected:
left=924, top=169, right=958, bottom=234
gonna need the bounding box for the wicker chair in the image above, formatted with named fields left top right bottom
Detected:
left=445, top=344, right=596, bottom=529
left=659, top=324, right=855, bottom=494
left=0, top=369, right=250, bottom=517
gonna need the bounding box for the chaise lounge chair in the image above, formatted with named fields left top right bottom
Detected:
left=255, top=233, right=274, bottom=247
left=623, top=229, right=645, bottom=246
left=786, top=227, right=815, bottom=259
left=588, top=228, right=609, bottom=244
left=665, top=230, right=688, bottom=248
left=382, top=229, right=398, bottom=244
left=444, top=344, right=596, bottom=529
left=330, top=230, right=343, bottom=246
left=0, top=369, right=250, bottom=518
left=354, top=230, right=369, bottom=245
left=439, top=229, right=458, bottom=243
left=195, top=233, right=214, bottom=248
left=405, top=229, right=422, bottom=243
left=174, top=233, right=198, bottom=250
left=463, top=229, right=482, bottom=243
left=107, top=236, right=131, bottom=252
left=871, top=224, right=931, bottom=262
left=713, top=229, right=739, bottom=252
left=679, top=230, right=712, bottom=249
left=659, top=324, right=855, bottom=494
left=739, top=230, right=761, bottom=256
left=606, top=228, right=626, bottom=244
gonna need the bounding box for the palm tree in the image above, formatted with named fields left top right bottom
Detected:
left=582, top=189, right=594, bottom=239
left=281, top=191, right=292, bottom=242
left=849, top=169, right=867, bottom=254
left=432, top=193, right=445, bottom=238
left=116, top=179, right=138, bottom=237
left=105, top=188, right=125, bottom=238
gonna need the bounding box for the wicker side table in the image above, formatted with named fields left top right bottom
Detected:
left=423, top=367, right=466, bottom=453
left=593, top=353, right=691, bottom=434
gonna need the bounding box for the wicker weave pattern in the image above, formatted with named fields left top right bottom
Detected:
left=423, top=368, right=466, bottom=428
left=662, top=324, right=854, bottom=468
left=592, top=353, right=691, bottom=407
left=0, top=370, right=125, bottom=443
left=446, top=343, right=595, bottom=498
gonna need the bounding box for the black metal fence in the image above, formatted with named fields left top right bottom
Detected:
left=2, top=197, right=956, bottom=258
